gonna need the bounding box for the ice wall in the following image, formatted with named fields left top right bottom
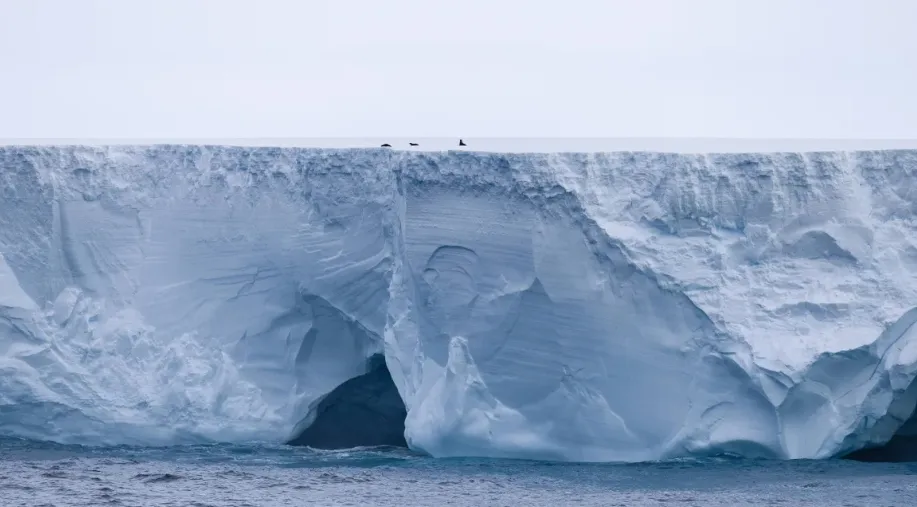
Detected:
left=1, top=145, right=916, bottom=460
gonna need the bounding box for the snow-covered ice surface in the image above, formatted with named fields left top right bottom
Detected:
left=1, top=144, right=917, bottom=461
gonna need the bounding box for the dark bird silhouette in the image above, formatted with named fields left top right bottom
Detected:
left=459, top=139, right=467, bottom=146
left=380, top=143, right=392, bottom=148
left=409, top=142, right=419, bottom=146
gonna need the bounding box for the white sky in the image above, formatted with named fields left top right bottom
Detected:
left=1, top=0, right=916, bottom=139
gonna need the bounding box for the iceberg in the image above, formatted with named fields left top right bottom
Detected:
left=1, top=144, right=916, bottom=461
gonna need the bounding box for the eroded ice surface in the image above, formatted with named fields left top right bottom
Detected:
left=1, top=145, right=916, bottom=460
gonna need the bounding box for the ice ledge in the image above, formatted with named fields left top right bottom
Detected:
left=5, top=137, right=917, bottom=153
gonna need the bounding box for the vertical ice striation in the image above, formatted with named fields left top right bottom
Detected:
left=1, top=145, right=916, bottom=461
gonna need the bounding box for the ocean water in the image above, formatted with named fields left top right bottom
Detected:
left=1, top=439, right=914, bottom=507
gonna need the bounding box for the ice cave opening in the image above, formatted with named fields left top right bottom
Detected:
left=843, top=409, right=917, bottom=462
left=286, top=354, right=408, bottom=449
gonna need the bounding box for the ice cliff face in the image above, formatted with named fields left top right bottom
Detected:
left=1, top=145, right=916, bottom=461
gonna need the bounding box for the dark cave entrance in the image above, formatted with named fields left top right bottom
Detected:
left=843, top=384, right=917, bottom=463
left=843, top=435, right=917, bottom=462
left=286, top=354, right=408, bottom=449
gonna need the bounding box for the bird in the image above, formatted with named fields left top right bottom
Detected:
left=459, top=139, right=467, bottom=146
left=381, top=143, right=392, bottom=148
left=409, top=142, right=419, bottom=146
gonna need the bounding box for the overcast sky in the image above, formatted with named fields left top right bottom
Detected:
left=1, top=0, right=915, bottom=139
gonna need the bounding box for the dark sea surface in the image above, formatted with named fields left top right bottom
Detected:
left=1, top=438, right=915, bottom=506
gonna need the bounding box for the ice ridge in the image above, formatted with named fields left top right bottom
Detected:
left=1, top=145, right=916, bottom=461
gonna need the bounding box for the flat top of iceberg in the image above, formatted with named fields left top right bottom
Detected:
left=3, top=137, right=917, bottom=154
